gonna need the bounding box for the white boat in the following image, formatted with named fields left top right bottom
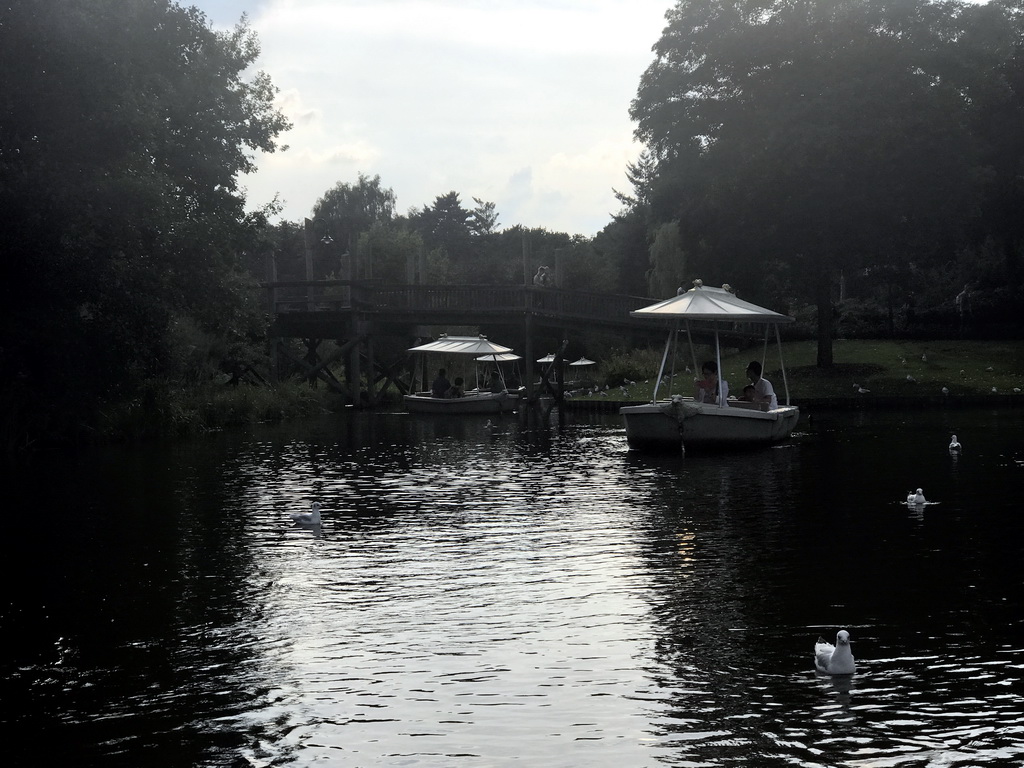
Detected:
left=620, top=281, right=799, bottom=452
left=405, top=334, right=520, bottom=414
left=403, top=389, right=517, bottom=414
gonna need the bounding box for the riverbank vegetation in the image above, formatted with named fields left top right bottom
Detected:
left=3, top=0, right=1023, bottom=452
left=576, top=340, right=1024, bottom=404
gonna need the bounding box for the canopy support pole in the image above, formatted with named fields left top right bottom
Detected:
left=652, top=323, right=675, bottom=402
left=775, top=324, right=791, bottom=406
left=713, top=325, right=725, bottom=408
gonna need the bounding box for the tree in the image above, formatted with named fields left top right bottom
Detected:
left=470, top=198, right=501, bottom=236
left=413, top=192, right=474, bottom=279
left=631, top=0, right=983, bottom=365
left=0, top=0, right=289, bottom=443
left=354, top=222, right=424, bottom=284
left=647, top=222, right=687, bottom=298
left=310, top=173, right=397, bottom=277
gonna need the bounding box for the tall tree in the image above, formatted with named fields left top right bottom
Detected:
left=631, top=0, right=982, bottom=365
left=310, top=173, right=397, bottom=277
left=0, top=0, right=289, bottom=443
left=413, top=191, right=474, bottom=279
left=470, top=197, right=501, bottom=236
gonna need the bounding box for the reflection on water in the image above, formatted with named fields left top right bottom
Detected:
left=2, top=407, right=1023, bottom=766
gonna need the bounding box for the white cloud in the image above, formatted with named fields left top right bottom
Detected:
left=205, top=0, right=670, bottom=236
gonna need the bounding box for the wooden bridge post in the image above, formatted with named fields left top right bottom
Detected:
left=302, top=218, right=314, bottom=310
left=349, top=336, right=362, bottom=406
left=523, top=313, right=535, bottom=402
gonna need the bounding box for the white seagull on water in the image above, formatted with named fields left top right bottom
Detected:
left=291, top=501, right=322, bottom=525
left=949, top=435, right=961, bottom=453
left=815, top=629, right=856, bottom=675
left=907, top=488, right=926, bottom=505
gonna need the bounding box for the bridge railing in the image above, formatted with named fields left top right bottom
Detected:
left=265, top=281, right=657, bottom=323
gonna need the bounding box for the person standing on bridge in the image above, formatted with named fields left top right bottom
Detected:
left=533, top=265, right=552, bottom=287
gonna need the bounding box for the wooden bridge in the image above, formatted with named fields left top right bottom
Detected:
left=262, top=280, right=670, bottom=403
left=266, top=281, right=663, bottom=336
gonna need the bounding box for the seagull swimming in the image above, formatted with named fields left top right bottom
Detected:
left=815, top=629, right=856, bottom=675
left=909, top=488, right=926, bottom=505
left=291, top=501, right=322, bottom=525
left=949, top=434, right=961, bottom=452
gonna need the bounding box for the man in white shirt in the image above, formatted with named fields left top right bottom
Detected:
left=745, top=360, right=778, bottom=409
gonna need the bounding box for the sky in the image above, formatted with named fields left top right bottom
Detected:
left=193, top=0, right=673, bottom=237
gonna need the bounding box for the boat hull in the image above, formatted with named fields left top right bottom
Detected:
left=620, top=400, right=799, bottom=451
left=404, top=391, right=518, bottom=414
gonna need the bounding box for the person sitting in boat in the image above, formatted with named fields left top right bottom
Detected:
left=739, top=384, right=756, bottom=402
left=431, top=368, right=452, bottom=398
left=447, top=377, right=465, bottom=398
left=695, top=360, right=729, bottom=405
left=489, top=370, right=504, bottom=393
left=745, top=360, right=778, bottom=409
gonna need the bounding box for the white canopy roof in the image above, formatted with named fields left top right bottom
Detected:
left=569, top=357, right=596, bottom=366
left=475, top=352, right=522, bottom=362
left=631, top=283, right=794, bottom=324
left=408, top=334, right=514, bottom=356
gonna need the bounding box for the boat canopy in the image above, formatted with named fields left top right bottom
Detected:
left=475, top=352, right=522, bottom=362
left=631, top=281, right=795, bottom=408
left=408, top=334, right=513, bottom=356
left=631, top=283, right=794, bottom=324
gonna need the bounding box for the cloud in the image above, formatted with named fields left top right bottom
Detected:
left=208, top=0, right=669, bottom=236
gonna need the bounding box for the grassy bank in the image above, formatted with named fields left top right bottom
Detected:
left=580, top=339, right=1024, bottom=403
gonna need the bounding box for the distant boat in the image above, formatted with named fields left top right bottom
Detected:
left=405, top=334, right=520, bottom=414
left=620, top=282, right=799, bottom=452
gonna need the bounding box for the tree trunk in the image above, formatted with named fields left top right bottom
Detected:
left=816, top=268, right=834, bottom=368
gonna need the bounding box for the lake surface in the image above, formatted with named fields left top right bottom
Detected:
left=3, top=406, right=1023, bottom=767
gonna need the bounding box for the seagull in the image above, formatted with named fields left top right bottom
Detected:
left=941, top=386, right=950, bottom=395
left=291, top=502, right=322, bottom=526
left=1015, top=388, right=1022, bottom=394
left=856, top=386, right=870, bottom=394
left=921, top=353, right=927, bottom=362
left=906, top=374, right=917, bottom=383
left=985, top=366, right=994, bottom=371
left=815, top=630, right=856, bottom=675
left=992, top=386, right=998, bottom=393
left=960, top=369, right=966, bottom=377
left=909, top=488, right=926, bottom=505
left=949, top=434, right=961, bottom=452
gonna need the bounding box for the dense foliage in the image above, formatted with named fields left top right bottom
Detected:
left=0, top=0, right=289, bottom=448
left=623, top=0, right=1024, bottom=364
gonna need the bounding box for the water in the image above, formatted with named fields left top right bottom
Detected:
left=3, top=407, right=1023, bottom=767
